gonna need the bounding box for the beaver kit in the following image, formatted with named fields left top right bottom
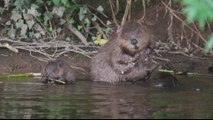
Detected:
left=41, top=59, right=75, bottom=84
left=91, top=21, right=157, bottom=83
left=146, top=71, right=180, bottom=88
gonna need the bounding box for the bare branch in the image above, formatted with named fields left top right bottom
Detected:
left=67, top=24, right=89, bottom=46
left=0, top=37, right=92, bottom=62
left=121, top=0, right=132, bottom=26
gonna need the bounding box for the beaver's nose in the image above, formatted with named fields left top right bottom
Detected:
left=131, top=39, right=138, bottom=45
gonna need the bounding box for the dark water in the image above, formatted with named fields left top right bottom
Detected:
left=0, top=75, right=212, bottom=119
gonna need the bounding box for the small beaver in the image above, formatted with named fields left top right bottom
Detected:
left=41, top=59, right=75, bottom=84
left=147, top=71, right=180, bottom=88
left=91, top=21, right=156, bottom=83
left=208, top=66, right=213, bottom=74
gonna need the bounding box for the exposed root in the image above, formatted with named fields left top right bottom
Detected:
left=0, top=37, right=94, bottom=62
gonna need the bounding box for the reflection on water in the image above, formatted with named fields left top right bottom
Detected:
left=0, top=76, right=212, bottom=119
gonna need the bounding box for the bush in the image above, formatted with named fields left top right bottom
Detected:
left=0, top=0, right=110, bottom=43
left=180, top=0, right=213, bottom=50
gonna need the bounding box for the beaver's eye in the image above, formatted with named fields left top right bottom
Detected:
left=131, top=39, right=138, bottom=45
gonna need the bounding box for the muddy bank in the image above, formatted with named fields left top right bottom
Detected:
left=153, top=52, right=213, bottom=75
left=1, top=2, right=213, bottom=79
left=0, top=48, right=91, bottom=80
left=0, top=48, right=212, bottom=80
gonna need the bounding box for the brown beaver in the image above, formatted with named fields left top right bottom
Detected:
left=146, top=71, right=180, bottom=88
left=208, top=66, right=213, bottom=74
left=91, top=21, right=157, bottom=83
left=41, top=59, right=75, bottom=84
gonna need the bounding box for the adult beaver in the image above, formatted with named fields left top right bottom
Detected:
left=41, top=59, right=75, bottom=84
left=91, top=21, right=157, bottom=83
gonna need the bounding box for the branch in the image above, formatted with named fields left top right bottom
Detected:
left=0, top=37, right=92, bottom=62
left=109, top=0, right=119, bottom=26
left=67, top=24, right=89, bottom=46
left=121, top=0, right=132, bottom=26
left=161, top=1, right=207, bottom=43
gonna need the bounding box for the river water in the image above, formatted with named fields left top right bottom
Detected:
left=0, top=75, right=212, bottom=119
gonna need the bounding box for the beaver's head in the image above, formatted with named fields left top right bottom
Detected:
left=117, top=21, right=153, bottom=56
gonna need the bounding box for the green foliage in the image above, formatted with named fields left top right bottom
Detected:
left=0, top=0, right=110, bottom=41
left=153, top=111, right=184, bottom=119
left=206, top=34, right=213, bottom=49
left=181, top=0, right=213, bottom=50
left=181, top=0, right=213, bottom=28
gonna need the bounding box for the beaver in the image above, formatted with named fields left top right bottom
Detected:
left=146, top=71, right=180, bottom=88
left=208, top=66, right=213, bottom=74
left=91, top=21, right=157, bottom=83
left=41, top=59, right=75, bottom=84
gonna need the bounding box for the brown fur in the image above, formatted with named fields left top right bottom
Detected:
left=147, top=71, right=180, bottom=88
left=41, top=59, right=75, bottom=84
left=91, top=21, right=157, bottom=83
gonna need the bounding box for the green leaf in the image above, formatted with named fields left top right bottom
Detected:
left=91, top=16, right=97, bottom=21
left=97, top=5, right=104, bottom=12
left=79, top=6, right=88, bottom=20
left=205, top=34, right=213, bottom=50
left=52, top=6, right=65, bottom=17
left=26, top=20, right=35, bottom=29
left=84, top=18, right=90, bottom=24
left=52, top=0, right=60, bottom=5
left=60, top=19, right=66, bottom=25
left=61, top=0, right=68, bottom=6
left=44, top=11, right=53, bottom=25
left=11, top=10, right=22, bottom=22
left=31, top=3, right=39, bottom=9
left=0, top=7, right=5, bottom=14
left=93, top=33, right=108, bottom=46
left=79, top=14, right=85, bottom=21
left=5, top=21, right=11, bottom=25
left=57, top=28, right=62, bottom=33
left=28, top=6, right=41, bottom=17
left=102, top=27, right=111, bottom=34
left=48, top=26, right=53, bottom=32
left=106, top=20, right=112, bottom=25
left=77, top=25, right=82, bottom=30
left=183, top=6, right=197, bottom=22
left=45, top=11, right=53, bottom=19
left=35, top=24, right=45, bottom=35
left=69, top=18, right=75, bottom=24
left=65, top=37, right=71, bottom=41
left=14, top=0, right=23, bottom=9
left=20, top=24, right=28, bottom=37
left=7, top=27, right=16, bottom=39
left=34, top=32, right=41, bottom=38
left=15, top=19, right=24, bottom=28
left=47, top=1, right=52, bottom=5
left=35, top=0, right=44, bottom=4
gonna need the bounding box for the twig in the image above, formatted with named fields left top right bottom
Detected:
left=121, top=0, right=132, bottom=26
left=67, top=24, right=89, bottom=46
left=109, top=0, right=119, bottom=26
left=161, top=1, right=207, bottom=43
left=152, top=56, right=170, bottom=62
left=0, top=37, right=92, bottom=61
left=167, top=0, right=174, bottom=43
left=139, top=0, right=146, bottom=21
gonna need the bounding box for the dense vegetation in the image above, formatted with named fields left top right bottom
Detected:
left=0, top=0, right=212, bottom=60
left=181, top=0, right=213, bottom=50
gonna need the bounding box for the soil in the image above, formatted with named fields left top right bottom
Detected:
left=0, top=48, right=91, bottom=80
left=0, top=2, right=213, bottom=78
left=0, top=47, right=212, bottom=79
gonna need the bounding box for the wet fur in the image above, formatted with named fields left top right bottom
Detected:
left=91, top=21, right=156, bottom=83
left=41, top=59, right=75, bottom=84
